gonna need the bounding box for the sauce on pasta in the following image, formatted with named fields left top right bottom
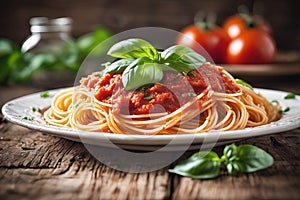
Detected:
left=43, top=63, right=281, bottom=134
left=80, top=64, right=240, bottom=115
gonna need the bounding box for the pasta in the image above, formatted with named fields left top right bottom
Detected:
left=43, top=63, right=281, bottom=135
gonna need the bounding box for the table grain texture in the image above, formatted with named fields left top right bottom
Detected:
left=0, top=82, right=299, bottom=200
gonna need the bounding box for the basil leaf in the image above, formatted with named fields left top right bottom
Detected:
left=223, top=144, right=241, bottom=174
left=226, top=160, right=246, bottom=175
left=169, top=151, right=220, bottom=179
left=31, top=107, right=40, bottom=112
left=40, top=91, right=49, bottom=98
left=284, top=93, right=296, bottom=99
left=188, top=92, right=197, bottom=97
left=223, top=143, right=238, bottom=162
left=161, top=45, right=206, bottom=72
left=102, top=58, right=135, bottom=74
left=122, top=57, right=163, bottom=90
left=281, top=107, right=290, bottom=113
left=107, top=38, right=158, bottom=60
left=224, top=144, right=273, bottom=175
left=235, top=79, right=253, bottom=90
left=235, top=145, right=273, bottom=174
left=22, top=116, right=34, bottom=121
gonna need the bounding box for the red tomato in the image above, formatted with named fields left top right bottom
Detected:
left=225, top=29, right=276, bottom=64
left=223, top=14, right=272, bottom=39
left=177, top=25, right=230, bottom=63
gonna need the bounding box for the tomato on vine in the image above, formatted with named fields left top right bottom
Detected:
left=225, top=29, right=276, bottom=64
left=223, top=11, right=276, bottom=64
left=177, top=13, right=230, bottom=64
left=223, top=13, right=272, bottom=39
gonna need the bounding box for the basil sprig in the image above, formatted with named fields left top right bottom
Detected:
left=169, top=144, right=274, bottom=179
left=103, top=38, right=206, bottom=90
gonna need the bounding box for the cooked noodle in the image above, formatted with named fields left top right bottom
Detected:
left=43, top=64, right=281, bottom=135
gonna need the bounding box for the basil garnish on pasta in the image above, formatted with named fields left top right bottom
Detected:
left=103, top=38, right=206, bottom=90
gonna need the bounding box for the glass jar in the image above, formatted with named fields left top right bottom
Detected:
left=21, top=17, right=78, bottom=88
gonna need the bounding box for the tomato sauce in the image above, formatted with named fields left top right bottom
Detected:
left=80, top=64, right=240, bottom=115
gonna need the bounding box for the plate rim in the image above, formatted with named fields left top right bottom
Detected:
left=2, top=87, right=300, bottom=149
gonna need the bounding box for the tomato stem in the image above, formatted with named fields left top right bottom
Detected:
left=194, top=11, right=216, bottom=31
left=237, top=5, right=257, bottom=29
left=240, top=13, right=257, bottom=29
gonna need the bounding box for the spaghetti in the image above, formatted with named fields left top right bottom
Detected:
left=43, top=63, right=281, bottom=135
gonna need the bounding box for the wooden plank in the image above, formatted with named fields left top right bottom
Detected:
left=0, top=120, right=171, bottom=200
left=1, top=86, right=300, bottom=199
left=172, top=129, right=300, bottom=200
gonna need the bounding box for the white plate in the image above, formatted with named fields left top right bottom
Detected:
left=2, top=88, right=300, bottom=151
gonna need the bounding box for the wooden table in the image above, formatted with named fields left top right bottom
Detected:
left=1, top=76, right=300, bottom=199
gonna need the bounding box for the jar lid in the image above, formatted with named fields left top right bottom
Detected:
left=30, top=17, right=73, bottom=33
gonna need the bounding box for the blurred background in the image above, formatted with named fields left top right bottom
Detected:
left=0, top=0, right=299, bottom=96
left=1, top=0, right=299, bottom=49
